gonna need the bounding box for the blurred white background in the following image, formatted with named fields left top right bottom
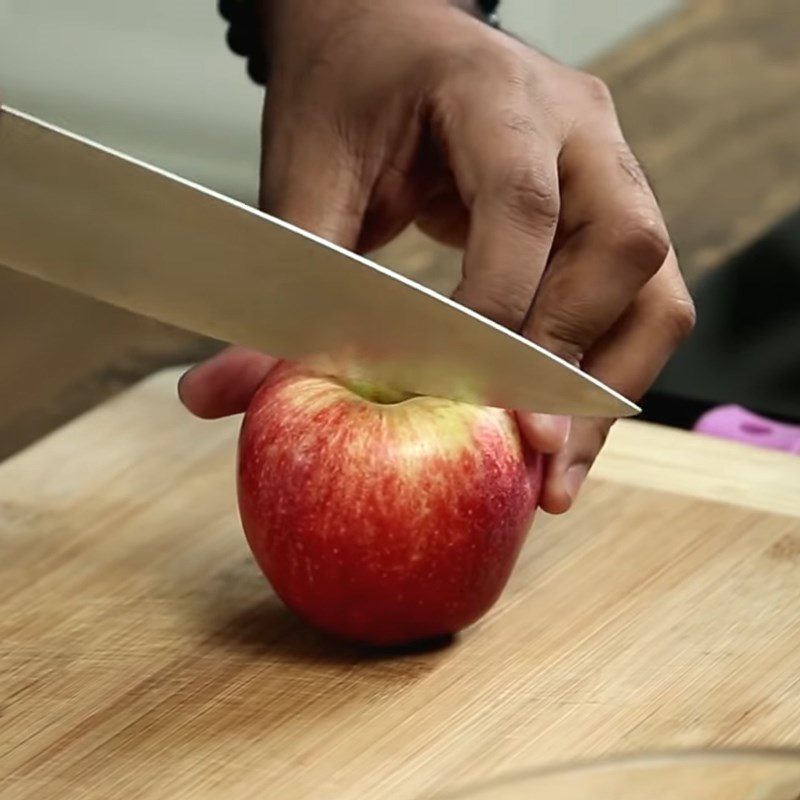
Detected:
left=0, top=0, right=676, bottom=205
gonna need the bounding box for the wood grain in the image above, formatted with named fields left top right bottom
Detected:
left=595, top=420, right=800, bottom=519
left=0, top=369, right=798, bottom=799
left=3, top=0, right=800, bottom=460
left=593, top=0, right=800, bottom=280
left=0, top=266, right=220, bottom=462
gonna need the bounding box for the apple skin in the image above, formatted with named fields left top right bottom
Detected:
left=237, top=361, right=542, bottom=646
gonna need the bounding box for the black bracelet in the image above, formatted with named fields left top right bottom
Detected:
left=219, top=0, right=502, bottom=86
left=479, top=0, right=501, bottom=28
left=218, top=0, right=267, bottom=85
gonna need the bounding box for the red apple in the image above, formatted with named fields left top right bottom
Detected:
left=237, top=361, right=542, bottom=646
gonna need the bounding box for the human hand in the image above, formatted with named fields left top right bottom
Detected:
left=179, top=0, right=694, bottom=512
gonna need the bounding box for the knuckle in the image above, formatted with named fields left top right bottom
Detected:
left=643, top=291, right=696, bottom=347
left=536, top=305, right=596, bottom=364
left=456, top=278, right=532, bottom=331
left=662, top=294, right=697, bottom=344
left=498, top=162, right=560, bottom=224
left=580, top=73, right=615, bottom=110
left=612, top=215, right=671, bottom=276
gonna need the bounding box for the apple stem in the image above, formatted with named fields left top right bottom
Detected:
left=340, top=378, right=415, bottom=405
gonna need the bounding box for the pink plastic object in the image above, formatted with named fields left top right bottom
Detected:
left=693, top=405, right=800, bottom=454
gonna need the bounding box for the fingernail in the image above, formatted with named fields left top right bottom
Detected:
left=177, top=370, right=189, bottom=396
left=565, top=464, right=589, bottom=502
left=176, top=364, right=198, bottom=403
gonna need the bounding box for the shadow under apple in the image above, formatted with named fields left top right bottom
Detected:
left=208, top=595, right=457, bottom=665
left=187, top=553, right=457, bottom=675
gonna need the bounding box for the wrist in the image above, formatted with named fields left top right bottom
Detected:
left=226, top=0, right=502, bottom=86
left=258, top=0, right=497, bottom=62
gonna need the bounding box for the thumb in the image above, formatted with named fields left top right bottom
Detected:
left=259, top=100, right=368, bottom=249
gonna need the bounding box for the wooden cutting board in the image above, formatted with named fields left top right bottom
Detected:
left=1, top=369, right=798, bottom=800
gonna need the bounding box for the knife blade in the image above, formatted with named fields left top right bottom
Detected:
left=0, top=106, right=638, bottom=417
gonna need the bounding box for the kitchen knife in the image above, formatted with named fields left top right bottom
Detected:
left=0, top=106, right=639, bottom=417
